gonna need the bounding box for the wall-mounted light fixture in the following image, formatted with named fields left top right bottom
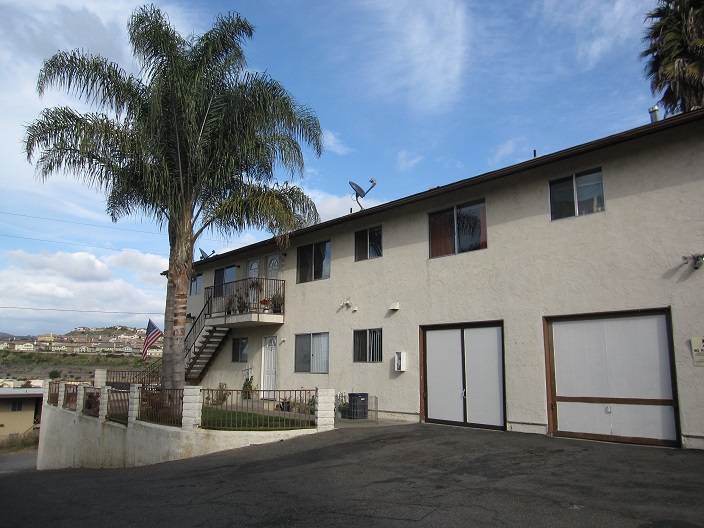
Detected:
left=389, top=301, right=400, bottom=311
left=683, top=254, right=704, bottom=270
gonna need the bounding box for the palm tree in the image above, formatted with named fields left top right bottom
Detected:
left=642, top=0, right=704, bottom=115
left=24, top=5, right=322, bottom=388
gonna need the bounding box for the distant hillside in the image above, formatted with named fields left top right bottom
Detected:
left=0, top=332, right=34, bottom=340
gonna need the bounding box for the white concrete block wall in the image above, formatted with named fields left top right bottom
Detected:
left=316, top=388, right=335, bottom=431
left=98, top=386, right=109, bottom=422
left=57, top=382, right=65, bottom=408
left=128, top=384, right=141, bottom=425
left=94, top=369, right=107, bottom=389
left=76, top=385, right=85, bottom=413
left=181, top=386, right=202, bottom=430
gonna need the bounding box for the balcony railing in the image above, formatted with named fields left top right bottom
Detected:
left=205, top=278, right=285, bottom=317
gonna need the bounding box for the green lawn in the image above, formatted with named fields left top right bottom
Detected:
left=200, top=406, right=315, bottom=431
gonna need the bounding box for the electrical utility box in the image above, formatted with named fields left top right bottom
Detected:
left=394, top=351, right=407, bottom=372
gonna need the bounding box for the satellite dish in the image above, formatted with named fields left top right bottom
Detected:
left=348, top=178, right=377, bottom=210
left=198, top=248, right=215, bottom=260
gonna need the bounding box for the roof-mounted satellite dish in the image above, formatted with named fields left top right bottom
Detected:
left=198, top=248, right=215, bottom=260
left=349, top=178, right=377, bottom=210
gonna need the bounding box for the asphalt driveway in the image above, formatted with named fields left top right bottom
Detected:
left=1, top=424, right=703, bottom=527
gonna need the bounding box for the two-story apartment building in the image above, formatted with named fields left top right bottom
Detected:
left=183, top=110, right=704, bottom=449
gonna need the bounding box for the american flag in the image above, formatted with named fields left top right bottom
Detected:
left=142, top=319, right=163, bottom=360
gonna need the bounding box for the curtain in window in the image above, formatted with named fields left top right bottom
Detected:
left=550, top=177, right=575, bottom=220
left=297, top=246, right=313, bottom=283
left=368, top=227, right=383, bottom=258
left=355, top=230, right=368, bottom=261
left=353, top=330, right=367, bottom=361
left=313, top=241, right=331, bottom=280
left=295, top=334, right=311, bottom=372
left=368, top=328, right=382, bottom=362
left=311, top=332, right=329, bottom=373
left=457, top=202, right=487, bottom=252
left=429, top=209, right=455, bottom=257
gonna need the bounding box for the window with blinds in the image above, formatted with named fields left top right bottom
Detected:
left=353, top=328, right=382, bottom=362
left=295, top=332, right=329, bottom=373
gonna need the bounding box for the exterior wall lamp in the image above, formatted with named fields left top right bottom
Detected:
left=683, top=254, right=704, bottom=270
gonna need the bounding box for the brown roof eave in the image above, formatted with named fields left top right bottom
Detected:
left=193, top=109, right=704, bottom=269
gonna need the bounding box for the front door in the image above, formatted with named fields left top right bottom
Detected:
left=262, top=336, right=277, bottom=399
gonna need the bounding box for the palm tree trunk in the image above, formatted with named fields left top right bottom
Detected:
left=162, top=214, right=193, bottom=389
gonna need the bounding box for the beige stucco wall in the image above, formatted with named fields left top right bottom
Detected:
left=194, top=121, right=704, bottom=447
left=0, top=400, right=36, bottom=438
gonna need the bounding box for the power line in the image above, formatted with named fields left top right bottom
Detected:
left=0, top=233, right=166, bottom=254
left=0, top=306, right=162, bottom=315
left=0, top=210, right=222, bottom=242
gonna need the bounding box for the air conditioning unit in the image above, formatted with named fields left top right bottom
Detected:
left=394, top=351, right=407, bottom=372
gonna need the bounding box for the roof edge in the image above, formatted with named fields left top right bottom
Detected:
left=194, top=109, right=704, bottom=268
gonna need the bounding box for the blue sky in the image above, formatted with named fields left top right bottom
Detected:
left=0, top=0, right=657, bottom=334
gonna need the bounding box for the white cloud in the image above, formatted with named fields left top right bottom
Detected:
left=7, top=250, right=111, bottom=282
left=356, top=0, right=469, bottom=113
left=540, top=0, right=653, bottom=67
left=397, top=150, right=424, bottom=171
left=0, top=248, right=166, bottom=334
left=306, top=188, right=384, bottom=221
left=103, top=249, right=169, bottom=285
left=488, top=138, right=529, bottom=167
left=322, top=129, right=352, bottom=155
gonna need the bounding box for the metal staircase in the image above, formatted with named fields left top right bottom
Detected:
left=184, top=325, right=229, bottom=382
left=184, top=291, right=229, bottom=383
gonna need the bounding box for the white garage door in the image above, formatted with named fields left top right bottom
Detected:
left=551, top=313, right=678, bottom=445
left=425, top=325, right=504, bottom=428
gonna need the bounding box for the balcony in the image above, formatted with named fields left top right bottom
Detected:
left=203, top=277, right=285, bottom=327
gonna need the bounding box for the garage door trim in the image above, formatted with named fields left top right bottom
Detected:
left=543, top=307, right=681, bottom=447
left=420, top=320, right=507, bottom=431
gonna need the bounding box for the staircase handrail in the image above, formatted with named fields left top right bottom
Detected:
left=184, top=289, right=212, bottom=368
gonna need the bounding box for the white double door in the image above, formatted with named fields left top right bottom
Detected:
left=426, top=325, right=505, bottom=428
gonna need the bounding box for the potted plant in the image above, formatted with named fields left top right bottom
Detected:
left=260, top=298, right=271, bottom=313
left=242, top=376, right=256, bottom=400
left=271, top=292, right=284, bottom=314
left=236, top=294, right=248, bottom=314
left=225, top=295, right=236, bottom=315
left=277, top=397, right=291, bottom=412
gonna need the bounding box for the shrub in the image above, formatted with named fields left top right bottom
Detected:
left=49, top=369, right=61, bottom=379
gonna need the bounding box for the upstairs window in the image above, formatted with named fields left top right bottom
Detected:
left=429, top=200, right=487, bottom=258
left=231, top=337, right=248, bottom=363
left=189, top=274, right=203, bottom=296
left=550, top=169, right=604, bottom=220
left=297, top=241, right=331, bottom=283
left=355, top=226, right=383, bottom=261
left=213, top=266, right=236, bottom=296
left=295, top=332, right=329, bottom=373
left=353, top=328, right=382, bottom=362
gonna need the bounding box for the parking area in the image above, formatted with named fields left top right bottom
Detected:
left=1, top=424, right=703, bottom=527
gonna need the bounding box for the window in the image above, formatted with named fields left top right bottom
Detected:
left=231, top=337, right=248, bottom=363
left=355, top=226, right=383, bottom=261
left=11, top=400, right=22, bottom=412
left=429, top=200, right=487, bottom=258
left=297, top=241, right=331, bottom=283
left=189, top=274, right=203, bottom=296
left=550, top=169, right=605, bottom=220
left=214, top=266, right=237, bottom=296
left=353, top=328, right=382, bottom=362
left=295, top=332, right=329, bottom=373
